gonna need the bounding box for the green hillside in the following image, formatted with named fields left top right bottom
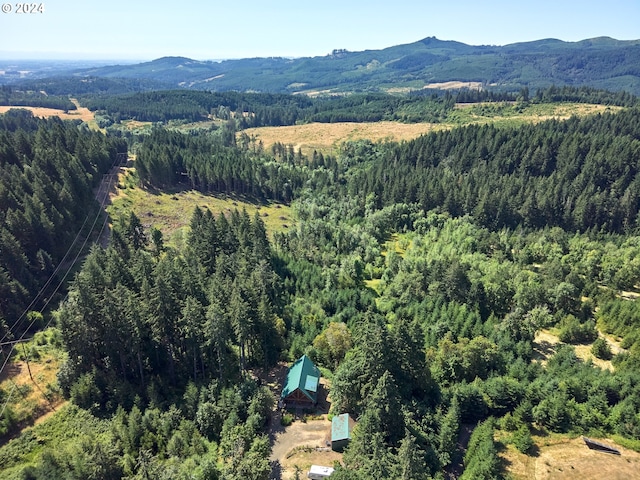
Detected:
left=70, top=36, right=640, bottom=95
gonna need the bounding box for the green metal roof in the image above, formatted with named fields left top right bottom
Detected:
left=331, top=413, right=353, bottom=442
left=281, top=355, right=321, bottom=402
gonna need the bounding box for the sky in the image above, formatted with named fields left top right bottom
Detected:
left=0, top=0, right=639, bottom=61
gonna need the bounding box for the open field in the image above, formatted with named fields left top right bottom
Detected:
left=448, top=102, right=621, bottom=127
left=502, top=434, right=640, bottom=480
left=0, top=105, right=94, bottom=122
left=107, top=169, right=295, bottom=242
left=0, top=99, right=95, bottom=123
left=243, top=103, right=620, bottom=155
left=425, top=81, right=484, bottom=90
left=243, top=121, right=446, bottom=155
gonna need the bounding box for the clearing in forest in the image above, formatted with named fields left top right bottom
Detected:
left=107, top=169, right=294, bottom=242
left=243, top=103, right=619, bottom=155
left=533, top=329, right=618, bottom=371
left=243, top=121, right=446, bottom=156
left=0, top=99, right=97, bottom=128
left=0, top=336, right=65, bottom=435
left=502, top=434, right=640, bottom=480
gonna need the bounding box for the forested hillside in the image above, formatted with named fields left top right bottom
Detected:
left=0, top=110, right=126, bottom=339
left=82, top=89, right=456, bottom=125
left=72, top=36, right=640, bottom=95
left=1, top=95, right=640, bottom=479
left=81, top=86, right=636, bottom=126
left=0, top=86, right=76, bottom=111
left=347, top=107, right=640, bottom=233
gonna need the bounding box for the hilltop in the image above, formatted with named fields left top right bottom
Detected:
left=60, top=36, right=640, bottom=95
left=3, top=36, right=640, bottom=95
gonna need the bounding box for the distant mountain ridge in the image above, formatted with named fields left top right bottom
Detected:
left=13, top=36, right=640, bottom=95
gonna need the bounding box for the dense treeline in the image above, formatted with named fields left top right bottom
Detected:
left=276, top=186, right=640, bottom=477
left=83, top=90, right=456, bottom=125
left=533, top=85, right=638, bottom=106
left=346, top=108, right=640, bottom=233
left=135, top=127, right=335, bottom=202
left=5, top=379, right=274, bottom=480
left=82, top=86, right=637, bottom=127
left=35, top=208, right=282, bottom=479
left=58, top=208, right=281, bottom=403
left=10, top=76, right=172, bottom=96
left=83, top=90, right=314, bottom=124
left=0, top=86, right=76, bottom=111
left=0, top=110, right=126, bottom=337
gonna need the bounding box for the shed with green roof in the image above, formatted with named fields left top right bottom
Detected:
left=331, top=413, right=355, bottom=452
left=281, top=355, right=320, bottom=406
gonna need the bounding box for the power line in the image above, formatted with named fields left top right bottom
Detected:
left=0, top=154, right=125, bottom=377
left=0, top=381, right=18, bottom=418
left=0, top=152, right=125, bottom=346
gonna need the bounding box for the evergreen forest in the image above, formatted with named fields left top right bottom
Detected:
left=1, top=87, right=640, bottom=480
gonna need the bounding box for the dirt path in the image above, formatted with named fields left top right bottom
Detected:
left=270, top=416, right=341, bottom=480
left=93, top=156, right=128, bottom=248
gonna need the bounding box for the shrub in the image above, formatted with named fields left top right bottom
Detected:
left=591, top=337, right=613, bottom=360
left=281, top=413, right=294, bottom=426
left=512, top=424, right=534, bottom=454
left=69, top=371, right=101, bottom=411
left=558, top=316, right=598, bottom=344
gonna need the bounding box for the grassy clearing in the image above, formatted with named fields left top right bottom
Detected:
left=0, top=329, right=65, bottom=439
left=501, top=433, right=640, bottom=480
left=378, top=233, right=410, bottom=258
left=242, top=103, right=619, bottom=155
left=364, top=278, right=383, bottom=295
left=243, top=121, right=446, bottom=156
left=533, top=329, right=616, bottom=371
left=107, top=169, right=295, bottom=243
left=449, top=102, right=620, bottom=127
left=0, top=103, right=96, bottom=125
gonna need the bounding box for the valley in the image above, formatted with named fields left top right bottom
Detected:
left=1, top=34, right=640, bottom=480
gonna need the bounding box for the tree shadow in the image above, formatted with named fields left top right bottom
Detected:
left=533, top=339, right=556, bottom=362
left=527, top=443, right=541, bottom=457
left=530, top=425, right=549, bottom=438
left=269, top=460, right=282, bottom=480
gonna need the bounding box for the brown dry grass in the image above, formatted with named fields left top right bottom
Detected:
left=533, top=330, right=560, bottom=365
left=243, top=121, right=444, bottom=155
left=271, top=413, right=341, bottom=480
left=281, top=446, right=343, bottom=480
left=503, top=435, right=640, bottom=480
left=533, top=329, right=615, bottom=371
left=0, top=99, right=95, bottom=123
left=424, top=81, right=483, bottom=90
left=0, top=353, right=64, bottom=426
